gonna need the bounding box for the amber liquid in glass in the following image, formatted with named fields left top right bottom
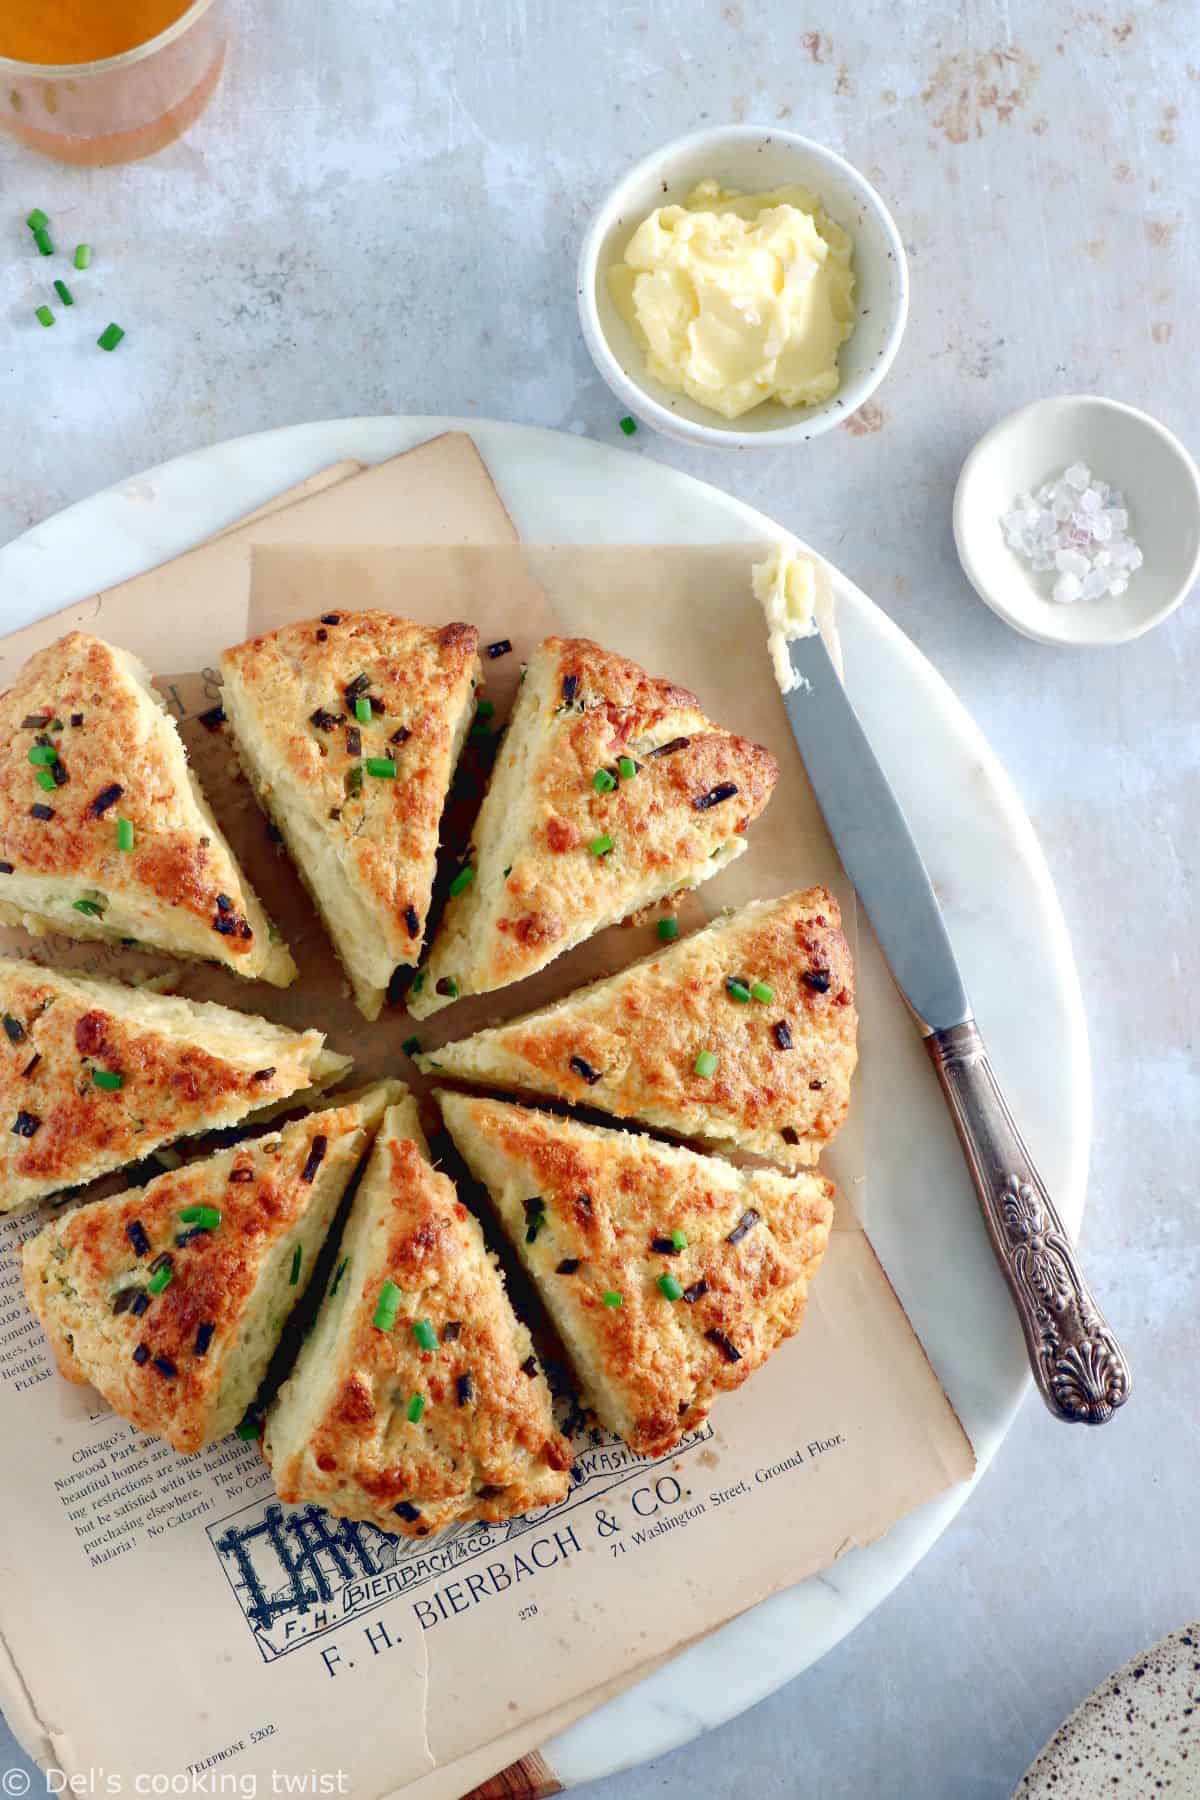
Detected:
left=0, top=0, right=194, bottom=65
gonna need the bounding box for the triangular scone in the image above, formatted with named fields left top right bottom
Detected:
left=0, top=632, right=294, bottom=985
left=264, top=1097, right=571, bottom=1538
left=220, top=612, right=481, bottom=1019
left=425, top=888, right=856, bottom=1171
left=409, top=637, right=778, bottom=1018
left=22, top=1081, right=403, bottom=1453
left=438, top=1092, right=834, bottom=1457
left=0, top=958, right=352, bottom=1214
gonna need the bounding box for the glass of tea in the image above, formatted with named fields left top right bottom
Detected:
left=0, top=0, right=227, bottom=166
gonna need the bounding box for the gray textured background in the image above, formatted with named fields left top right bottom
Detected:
left=1, top=2, right=1196, bottom=1796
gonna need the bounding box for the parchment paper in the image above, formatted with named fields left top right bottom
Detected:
left=0, top=437, right=973, bottom=1800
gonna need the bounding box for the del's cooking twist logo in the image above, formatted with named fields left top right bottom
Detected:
left=209, top=1425, right=711, bottom=1661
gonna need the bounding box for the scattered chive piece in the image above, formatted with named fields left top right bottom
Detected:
left=73, top=896, right=103, bottom=915
left=693, top=1049, right=718, bottom=1078
left=91, top=1069, right=123, bottom=1091
left=618, top=756, right=636, bottom=781
left=97, top=322, right=125, bottom=352
left=657, top=1273, right=684, bottom=1301
left=53, top=280, right=74, bottom=307
left=435, top=975, right=458, bottom=998
left=603, top=1290, right=624, bottom=1307
left=147, top=1263, right=173, bottom=1294
left=354, top=694, right=372, bottom=724
left=589, top=833, right=614, bottom=857
left=26, top=209, right=48, bottom=232
left=592, top=768, right=616, bottom=794
left=345, top=764, right=363, bottom=798
left=330, top=1258, right=349, bottom=1297
left=524, top=1196, right=546, bottom=1244
left=74, top=243, right=92, bottom=270
left=406, top=1393, right=426, bottom=1424
left=373, top=1279, right=401, bottom=1330
left=725, top=978, right=752, bottom=1003
left=35, top=305, right=54, bottom=328
left=116, top=817, right=134, bottom=852
left=288, top=1243, right=302, bottom=1285
left=28, top=744, right=57, bottom=766
left=235, top=1417, right=260, bottom=1440
left=33, top=226, right=53, bottom=256
left=410, top=969, right=425, bottom=993
left=448, top=865, right=474, bottom=897
left=412, top=1318, right=438, bottom=1352
left=179, top=1204, right=221, bottom=1230
left=475, top=700, right=495, bottom=720
left=619, top=416, right=637, bottom=436
left=751, top=980, right=774, bottom=1004
left=657, top=916, right=679, bottom=941
left=671, top=1228, right=688, bottom=1250
left=365, top=756, right=395, bottom=778
left=402, top=1036, right=420, bottom=1056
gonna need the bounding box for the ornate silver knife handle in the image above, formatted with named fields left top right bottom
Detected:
left=925, top=1019, right=1131, bottom=1425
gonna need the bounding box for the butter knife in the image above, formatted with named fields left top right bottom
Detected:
left=783, top=632, right=1130, bottom=1425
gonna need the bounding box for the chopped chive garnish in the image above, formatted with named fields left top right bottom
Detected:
left=406, top=1392, right=426, bottom=1423
left=725, top=978, right=752, bottom=1003
left=402, top=1036, right=420, bottom=1056
left=619, top=416, right=637, bottom=435
left=97, top=323, right=125, bottom=352
left=28, top=745, right=57, bottom=766
left=345, top=764, right=363, bottom=798
left=235, top=1416, right=261, bottom=1440
left=365, top=756, right=395, bottom=778
left=657, top=917, right=679, bottom=941
left=592, top=768, right=616, bottom=793
left=116, top=817, right=134, bottom=852
left=475, top=700, right=495, bottom=720
left=589, top=834, right=614, bottom=857
left=486, top=639, right=512, bottom=659
left=412, top=1318, right=438, bottom=1352
left=603, top=1290, right=623, bottom=1307
left=92, top=1069, right=123, bottom=1091
left=147, top=1263, right=173, bottom=1294
left=74, top=243, right=92, bottom=270
left=373, top=1279, right=401, bottom=1330
left=73, top=897, right=103, bottom=915
left=410, top=969, right=425, bottom=993
left=751, top=980, right=774, bottom=1004
left=524, top=1196, right=546, bottom=1244
left=354, top=695, right=372, bottom=724
left=178, top=1204, right=220, bottom=1230
left=671, top=1228, right=688, bottom=1250
left=618, top=756, right=637, bottom=781
left=53, top=280, right=74, bottom=307
left=448, top=865, right=474, bottom=897
left=35, top=305, right=54, bottom=328
left=693, top=1049, right=718, bottom=1078
left=330, top=1258, right=349, bottom=1296
left=35, top=769, right=57, bottom=791
left=288, top=1243, right=303, bottom=1285
left=657, top=1273, right=684, bottom=1301
left=33, top=226, right=53, bottom=256
left=435, top=975, right=458, bottom=998
left=26, top=209, right=48, bottom=232
left=442, top=1320, right=461, bottom=1342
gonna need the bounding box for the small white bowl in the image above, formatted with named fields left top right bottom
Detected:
left=954, top=396, right=1200, bottom=647
left=577, top=125, right=909, bottom=448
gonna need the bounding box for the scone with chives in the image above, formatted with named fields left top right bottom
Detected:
left=0, top=632, right=294, bottom=984
left=0, top=956, right=351, bottom=1214
left=438, top=1091, right=834, bottom=1458
left=220, top=612, right=481, bottom=1019
left=22, top=1081, right=402, bottom=1453
left=410, top=636, right=778, bottom=1017
left=424, top=887, right=856, bottom=1171
left=264, top=1095, right=571, bottom=1538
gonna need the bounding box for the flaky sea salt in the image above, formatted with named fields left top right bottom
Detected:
left=1001, top=464, right=1142, bottom=605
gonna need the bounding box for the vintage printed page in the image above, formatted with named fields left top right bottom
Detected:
left=0, top=496, right=973, bottom=1796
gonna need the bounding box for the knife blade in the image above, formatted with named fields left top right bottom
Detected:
left=782, top=631, right=969, bottom=1034
left=783, top=628, right=1132, bottom=1425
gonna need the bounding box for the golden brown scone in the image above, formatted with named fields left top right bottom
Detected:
left=425, top=887, right=856, bottom=1171
left=264, top=1098, right=571, bottom=1539
left=21, top=1081, right=403, bottom=1453
left=0, top=956, right=351, bottom=1213
left=0, top=632, right=294, bottom=984
left=220, top=612, right=481, bottom=1018
left=409, top=636, right=778, bottom=1017
left=438, top=1091, right=834, bottom=1458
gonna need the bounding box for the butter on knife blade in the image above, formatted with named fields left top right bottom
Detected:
left=753, top=546, right=819, bottom=694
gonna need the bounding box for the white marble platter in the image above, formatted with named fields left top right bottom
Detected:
left=0, top=416, right=1090, bottom=1790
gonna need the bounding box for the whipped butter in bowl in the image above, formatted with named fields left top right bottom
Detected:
left=578, top=126, right=909, bottom=447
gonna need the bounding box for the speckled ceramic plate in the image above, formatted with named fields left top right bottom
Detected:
left=1016, top=1625, right=1200, bottom=1797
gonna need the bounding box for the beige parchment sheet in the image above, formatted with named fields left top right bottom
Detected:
left=0, top=438, right=973, bottom=1800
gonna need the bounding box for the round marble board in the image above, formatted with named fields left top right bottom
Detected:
left=0, top=419, right=1090, bottom=1789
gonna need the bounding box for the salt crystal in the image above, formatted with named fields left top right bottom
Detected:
left=1081, top=569, right=1109, bottom=600
left=1108, top=508, right=1128, bottom=532
left=1110, top=577, right=1129, bottom=596
left=1065, top=463, right=1089, bottom=490
left=1000, top=460, right=1142, bottom=606
left=1080, top=488, right=1101, bottom=513
left=1055, top=548, right=1089, bottom=576
left=1091, top=511, right=1112, bottom=542
left=1052, top=572, right=1083, bottom=604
